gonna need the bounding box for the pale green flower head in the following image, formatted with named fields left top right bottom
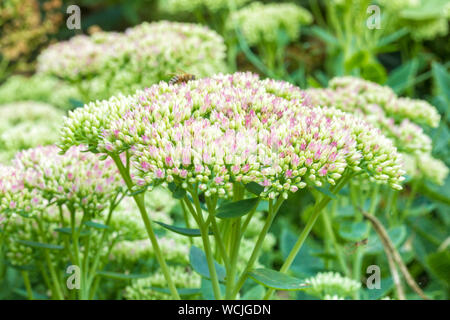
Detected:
left=38, top=21, right=227, bottom=102
left=304, top=272, right=361, bottom=299
left=226, top=2, right=313, bottom=46
left=125, top=266, right=201, bottom=300
left=0, top=75, right=80, bottom=110
left=0, top=102, right=64, bottom=161
left=402, top=152, right=449, bottom=185
left=159, top=0, right=251, bottom=14
left=328, top=76, right=440, bottom=128
left=380, top=0, right=450, bottom=40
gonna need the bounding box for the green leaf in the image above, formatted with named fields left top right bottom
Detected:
left=96, top=271, right=148, bottom=280
left=54, top=227, right=90, bottom=237
left=189, top=246, right=226, bottom=282
left=127, top=187, right=148, bottom=197
left=376, top=28, right=409, bottom=49
left=216, top=197, right=259, bottom=219
left=16, top=240, right=64, bottom=250
left=168, top=182, right=186, bottom=199
left=366, top=226, right=407, bottom=254
left=432, top=62, right=450, bottom=102
left=338, top=221, right=369, bottom=242
left=154, top=221, right=206, bottom=237
left=344, top=50, right=369, bottom=72
left=386, top=59, right=419, bottom=94
left=426, top=251, right=450, bottom=286
left=308, top=26, right=339, bottom=46
left=248, top=268, right=309, bottom=291
left=245, top=182, right=264, bottom=195
left=242, top=285, right=266, bottom=300
left=84, top=221, right=110, bottom=230
left=148, top=287, right=201, bottom=297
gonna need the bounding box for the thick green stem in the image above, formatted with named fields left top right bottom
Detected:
left=21, top=270, right=33, bottom=300
left=110, top=153, right=180, bottom=300
left=190, top=187, right=222, bottom=300
left=232, top=196, right=285, bottom=298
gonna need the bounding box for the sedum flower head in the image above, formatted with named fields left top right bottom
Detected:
left=159, top=0, right=251, bottom=14
left=12, top=145, right=123, bottom=212
left=0, top=164, right=46, bottom=217
left=60, top=72, right=405, bottom=197
left=125, top=266, right=201, bottom=300
left=0, top=101, right=64, bottom=161
left=37, top=21, right=227, bottom=101
left=305, top=88, right=433, bottom=155
left=381, top=0, right=450, bottom=41
left=304, top=272, right=361, bottom=299
left=0, top=75, right=80, bottom=110
left=226, top=2, right=313, bottom=46
left=328, top=76, right=440, bottom=127
left=306, top=76, right=446, bottom=185
left=402, top=152, right=449, bottom=185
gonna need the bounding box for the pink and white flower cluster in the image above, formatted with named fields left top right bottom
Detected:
left=305, top=76, right=447, bottom=185
left=1, top=145, right=123, bottom=216
left=60, top=72, right=405, bottom=199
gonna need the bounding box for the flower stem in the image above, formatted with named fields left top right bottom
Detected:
left=21, top=270, right=33, bottom=300
left=110, top=153, right=180, bottom=300
left=190, top=187, right=222, bottom=300
left=232, top=196, right=285, bottom=298
left=264, top=175, right=351, bottom=299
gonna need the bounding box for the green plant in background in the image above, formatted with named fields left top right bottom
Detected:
left=226, top=2, right=313, bottom=76
left=37, top=21, right=227, bottom=103
left=0, top=0, right=448, bottom=302
left=379, top=0, right=450, bottom=42
left=158, top=0, right=251, bottom=34
left=0, top=102, right=64, bottom=162
left=0, top=75, right=81, bottom=110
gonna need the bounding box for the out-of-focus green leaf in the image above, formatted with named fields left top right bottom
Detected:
left=426, top=251, right=450, bottom=286
left=338, top=221, right=369, bottom=242
left=386, top=59, right=419, bottom=94
left=432, top=62, right=450, bottom=102
left=189, top=246, right=226, bottom=282
left=248, top=268, right=309, bottom=291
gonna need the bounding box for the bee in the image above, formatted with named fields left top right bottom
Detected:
left=168, top=70, right=196, bottom=85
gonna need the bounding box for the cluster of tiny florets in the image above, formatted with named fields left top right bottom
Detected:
left=226, top=2, right=313, bottom=46
left=0, top=101, right=64, bottom=161
left=59, top=72, right=405, bottom=198
left=305, top=76, right=447, bottom=185
left=11, top=145, right=123, bottom=212
left=37, top=21, right=227, bottom=101
left=159, top=0, right=251, bottom=14
left=304, top=272, right=361, bottom=299
left=327, top=76, right=440, bottom=127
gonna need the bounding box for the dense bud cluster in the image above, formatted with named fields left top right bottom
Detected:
left=226, top=2, right=312, bottom=46
left=37, top=22, right=227, bottom=101
left=304, top=272, right=361, bottom=299
left=60, top=72, right=405, bottom=200
left=305, top=76, right=447, bottom=185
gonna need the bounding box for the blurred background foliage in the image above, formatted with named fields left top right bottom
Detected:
left=0, top=0, right=449, bottom=300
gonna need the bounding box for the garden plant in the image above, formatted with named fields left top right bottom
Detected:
left=0, top=0, right=449, bottom=302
